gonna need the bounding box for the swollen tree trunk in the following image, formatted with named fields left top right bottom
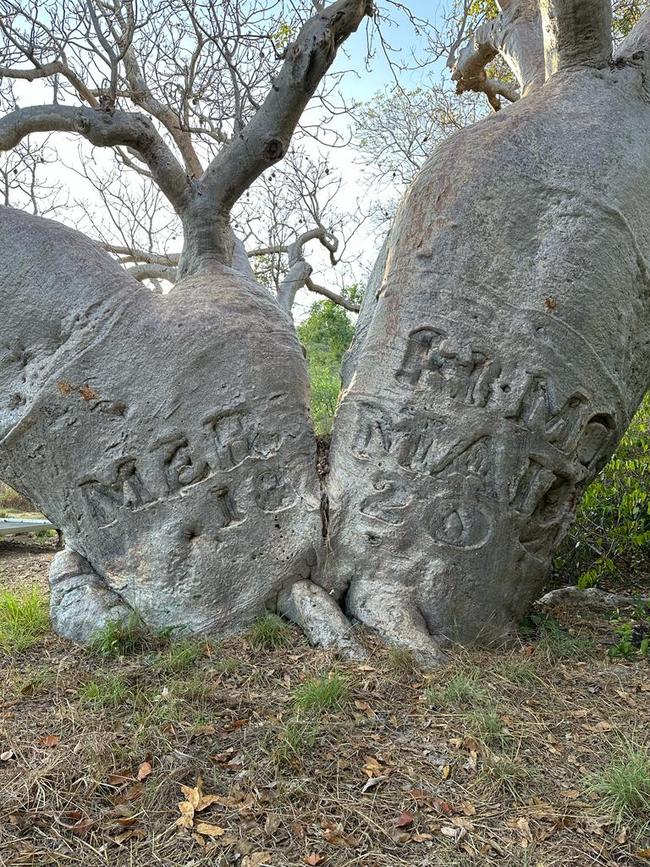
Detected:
left=322, top=7, right=650, bottom=662
left=2, top=0, right=649, bottom=664
left=0, top=207, right=321, bottom=640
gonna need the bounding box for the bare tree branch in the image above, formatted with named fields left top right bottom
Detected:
left=305, top=277, right=359, bottom=311
left=100, top=242, right=180, bottom=266
left=0, top=104, right=191, bottom=212
left=0, top=61, right=99, bottom=106
left=613, top=7, right=650, bottom=73
left=451, top=0, right=545, bottom=109
left=199, top=0, right=372, bottom=212
left=127, top=262, right=177, bottom=282
left=121, top=46, right=205, bottom=178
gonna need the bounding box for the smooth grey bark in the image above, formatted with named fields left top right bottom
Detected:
left=323, top=12, right=650, bottom=660
left=3, top=0, right=650, bottom=663
left=0, top=206, right=321, bottom=638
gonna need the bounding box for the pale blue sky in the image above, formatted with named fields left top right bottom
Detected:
left=340, top=0, right=449, bottom=98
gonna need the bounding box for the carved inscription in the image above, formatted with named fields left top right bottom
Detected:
left=79, top=404, right=287, bottom=520
left=425, top=497, right=493, bottom=549
left=358, top=347, right=618, bottom=555
left=254, top=470, right=298, bottom=513
left=154, top=435, right=209, bottom=492
left=360, top=477, right=413, bottom=525
left=396, top=327, right=501, bottom=407
left=205, top=407, right=281, bottom=470
left=210, top=486, right=245, bottom=528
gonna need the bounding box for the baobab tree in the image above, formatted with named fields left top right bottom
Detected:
left=1, top=0, right=649, bottom=663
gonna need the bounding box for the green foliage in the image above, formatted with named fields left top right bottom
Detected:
left=272, top=21, right=294, bottom=51
left=0, top=482, right=33, bottom=512
left=587, top=741, right=650, bottom=828
left=91, top=613, right=152, bottom=657
left=247, top=612, right=291, bottom=650
left=612, top=0, right=648, bottom=38
left=528, top=614, right=595, bottom=662
left=0, top=586, right=49, bottom=652
left=608, top=610, right=649, bottom=660
left=425, top=672, right=488, bottom=710
left=294, top=672, right=349, bottom=713
left=272, top=721, right=319, bottom=767
left=556, top=394, right=650, bottom=589
left=297, top=297, right=357, bottom=436
left=81, top=674, right=129, bottom=708
left=155, top=638, right=202, bottom=673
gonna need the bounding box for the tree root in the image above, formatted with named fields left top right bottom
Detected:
left=278, top=580, right=366, bottom=660
left=346, top=581, right=446, bottom=668
left=49, top=548, right=133, bottom=643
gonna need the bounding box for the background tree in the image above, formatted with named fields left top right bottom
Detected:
left=0, top=0, right=373, bottom=650
left=324, top=0, right=650, bottom=663
left=297, top=294, right=358, bottom=435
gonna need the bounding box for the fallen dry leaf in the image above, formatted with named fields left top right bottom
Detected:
left=112, top=783, right=144, bottom=806
left=194, top=821, right=226, bottom=838
left=304, top=854, right=326, bottom=866
left=107, top=769, right=133, bottom=786
left=39, top=734, right=60, bottom=748
left=582, top=721, right=613, bottom=733
left=242, top=853, right=272, bottom=867
left=431, top=798, right=454, bottom=816
left=113, top=828, right=147, bottom=844
left=137, top=761, right=152, bottom=781
left=71, top=818, right=95, bottom=837
left=395, top=812, right=414, bottom=828
left=362, top=756, right=383, bottom=778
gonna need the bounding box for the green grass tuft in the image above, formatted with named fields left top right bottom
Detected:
left=272, top=721, right=319, bottom=767
left=387, top=646, right=419, bottom=677
left=155, top=638, right=202, bottom=673
left=479, top=754, right=535, bottom=798
left=425, top=672, right=489, bottom=710
left=494, top=657, right=540, bottom=684
left=587, top=742, right=650, bottom=827
left=294, top=672, right=349, bottom=713
left=214, top=657, right=240, bottom=675
left=247, top=612, right=291, bottom=650
left=91, top=612, right=152, bottom=657
left=80, top=674, right=129, bottom=708
left=465, top=708, right=509, bottom=747
left=0, top=586, right=50, bottom=652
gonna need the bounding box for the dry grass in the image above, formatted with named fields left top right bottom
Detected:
left=0, top=538, right=649, bottom=866
left=0, top=483, right=33, bottom=514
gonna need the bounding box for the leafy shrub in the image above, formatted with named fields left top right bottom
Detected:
left=556, top=394, right=650, bottom=589
left=297, top=296, right=357, bottom=436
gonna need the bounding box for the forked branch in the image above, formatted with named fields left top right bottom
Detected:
left=200, top=0, right=373, bottom=211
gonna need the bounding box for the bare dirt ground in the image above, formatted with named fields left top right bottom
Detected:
left=0, top=536, right=649, bottom=867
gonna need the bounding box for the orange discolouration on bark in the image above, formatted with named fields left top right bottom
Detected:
left=57, top=381, right=98, bottom=401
